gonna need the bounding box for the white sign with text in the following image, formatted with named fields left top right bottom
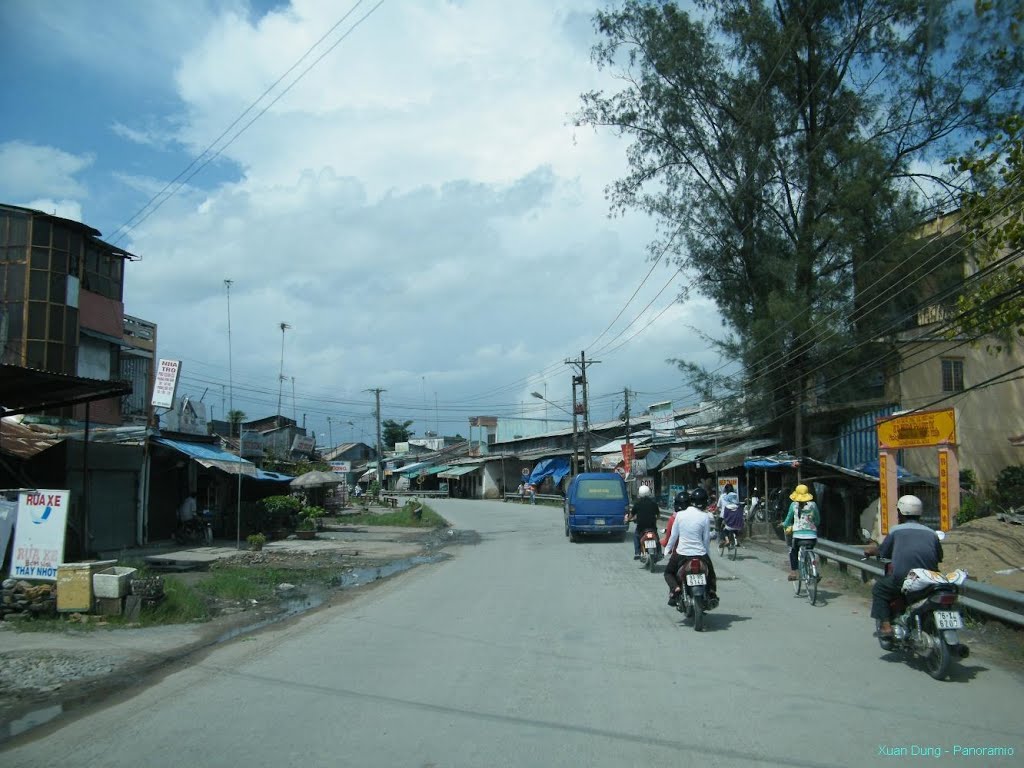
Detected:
left=152, top=359, right=181, bottom=409
left=10, top=490, right=69, bottom=581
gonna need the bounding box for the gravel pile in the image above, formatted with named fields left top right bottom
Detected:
left=0, top=650, right=119, bottom=695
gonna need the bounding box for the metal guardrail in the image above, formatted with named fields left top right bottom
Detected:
left=815, top=538, right=1024, bottom=627
left=503, top=492, right=563, bottom=504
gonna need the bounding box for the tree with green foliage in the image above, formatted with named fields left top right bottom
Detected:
left=382, top=418, right=414, bottom=447
left=943, top=1, right=1024, bottom=349
left=948, top=119, right=1024, bottom=347
left=227, top=410, right=246, bottom=438
left=576, top=0, right=1022, bottom=451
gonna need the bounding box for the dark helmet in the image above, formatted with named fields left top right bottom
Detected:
left=689, top=486, right=710, bottom=510
left=673, top=491, right=689, bottom=512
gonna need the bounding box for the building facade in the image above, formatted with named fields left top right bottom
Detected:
left=0, top=204, right=156, bottom=425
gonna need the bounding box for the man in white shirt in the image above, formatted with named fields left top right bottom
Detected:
left=663, top=487, right=719, bottom=606
left=177, top=493, right=197, bottom=523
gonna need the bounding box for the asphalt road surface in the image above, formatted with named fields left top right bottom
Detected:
left=3, top=500, right=1021, bottom=767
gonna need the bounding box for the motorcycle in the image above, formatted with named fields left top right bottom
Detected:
left=861, top=529, right=969, bottom=680
left=674, top=556, right=717, bottom=632
left=173, top=511, right=213, bottom=546
left=638, top=529, right=661, bottom=572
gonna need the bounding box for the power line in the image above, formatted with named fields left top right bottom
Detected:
left=107, top=0, right=386, bottom=246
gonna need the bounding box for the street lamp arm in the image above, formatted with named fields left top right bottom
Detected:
left=530, top=391, right=574, bottom=418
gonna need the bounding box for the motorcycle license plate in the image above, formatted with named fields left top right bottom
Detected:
left=686, top=573, right=706, bottom=586
left=644, top=540, right=657, bottom=550
left=595, top=519, right=605, bottom=526
left=934, top=611, right=963, bottom=630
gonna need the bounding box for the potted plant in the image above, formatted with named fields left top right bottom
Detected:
left=246, top=533, right=267, bottom=552
left=296, top=506, right=325, bottom=539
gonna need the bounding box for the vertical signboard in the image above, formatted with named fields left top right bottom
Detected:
left=9, top=490, right=69, bottom=581
left=0, top=498, right=16, bottom=569
left=938, top=450, right=950, bottom=531
left=622, top=442, right=635, bottom=474
left=152, top=359, right=181, bottom=409
left=878, top=454, right=890, bottom=537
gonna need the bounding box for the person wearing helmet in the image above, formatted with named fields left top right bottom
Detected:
left=863, top=494, right=943, bottom=638
left=658, top=490, right=689, bottom=549
left=781, top=484, right=820, bottom=580
left=663, top=486, right=719, bottom=606
left=627, top=484, right=661, bottom=560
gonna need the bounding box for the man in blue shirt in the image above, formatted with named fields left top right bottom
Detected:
left=863, top=494, right=943, bottom=638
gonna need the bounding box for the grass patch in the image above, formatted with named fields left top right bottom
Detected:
left=342, top=501, right=448, bottom=528
left=131, top=576, right=209, bottom=625
left=199, top=566, right=334, bottom=601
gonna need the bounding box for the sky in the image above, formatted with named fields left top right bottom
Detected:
left=0, top=0, right=729, bottom=447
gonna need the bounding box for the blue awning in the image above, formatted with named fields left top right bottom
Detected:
left=255, top=469, right=294, bottom=482
left=153, top=437, right=257, bottom=476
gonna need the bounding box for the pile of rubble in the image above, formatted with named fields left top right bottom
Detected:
left=1, top=579, right=57, bottom=620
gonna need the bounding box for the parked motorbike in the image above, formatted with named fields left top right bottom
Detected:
left=173, top=512, right=213, bottom=546
left=638, top=529, right=661, bottom=572
left=674, top=556, right=717, bottom=632
left=861, top=528, right=968, bottom=680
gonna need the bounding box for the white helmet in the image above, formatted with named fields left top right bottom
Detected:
left=637, top=485, right=651, bottom=497
left=896, top=495, right=923, bottom=517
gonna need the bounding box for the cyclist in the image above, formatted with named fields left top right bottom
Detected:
left=781, top=483, right=819, bottom=581
left=718, top=483, right=744, bottom=548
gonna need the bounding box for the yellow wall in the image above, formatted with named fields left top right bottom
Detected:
left=896, top=338, right=1024, bottom=488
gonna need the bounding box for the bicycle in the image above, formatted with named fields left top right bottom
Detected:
left=766, top=488, right=788, bottom=526
left=792, top=539, right=820, bottom=605
left=718, top=526, right=740, bottom=560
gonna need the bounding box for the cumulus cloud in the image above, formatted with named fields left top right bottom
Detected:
left=0, top=141, right=92, bottom=201
left=6, top=0, right=723, bottom=433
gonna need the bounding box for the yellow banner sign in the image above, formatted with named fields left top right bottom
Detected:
left=877, top=408, right=956, bottom=449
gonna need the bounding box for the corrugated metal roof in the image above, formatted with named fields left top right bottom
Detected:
left=438, top=465, right=479, bottom=478
left=703, top=438, right=779, bottom=472
left=153, top=437, right=257, bottom=476
left=0, top=419, right=63, bottom=460
left=659, top=447, right=715, bottom=472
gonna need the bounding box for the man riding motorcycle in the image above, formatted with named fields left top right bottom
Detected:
left=628, top=485, right=661, bottom=561
left=862, top=494, right=942, bottom=639
left=663, top=487, right=719, bottom=607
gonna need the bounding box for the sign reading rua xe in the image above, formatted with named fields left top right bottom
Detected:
left=9, top=490, right=69, bottom=581
left=877, top=408, right=956, bottom=449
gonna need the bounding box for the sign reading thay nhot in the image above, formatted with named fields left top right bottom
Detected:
left=9, top=490, right=69, bottom=581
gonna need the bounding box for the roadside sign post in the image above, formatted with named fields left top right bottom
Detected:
left=876, top=408, right=958, bottom=533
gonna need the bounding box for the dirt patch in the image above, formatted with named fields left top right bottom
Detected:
left=941, top=517, right=1024, bottom=592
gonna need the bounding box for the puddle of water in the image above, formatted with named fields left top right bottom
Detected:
left=0, top=704, right=63, bottom=742
left=334, top=554, right=446, bottom=588
left=213, top=553, right=447, bottom=642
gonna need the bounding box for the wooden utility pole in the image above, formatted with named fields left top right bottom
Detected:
left=365, top=388, right=386, bottom=492
left=566, top=351, right=600, bottom=471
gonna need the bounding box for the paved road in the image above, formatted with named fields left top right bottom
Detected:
left=3, top=500, right=1021, bottom=767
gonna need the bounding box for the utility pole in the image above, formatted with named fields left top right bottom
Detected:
left=327, top=417, right=333, bottom=453
left=566, top=350, right=600, bottom=471
left=291, top=376, right=297, bottom=423
left=277, top=322, right=291, bottom=427
left=623, top=386, right=632, bottom=447
left=571, top=378, right=581, bottom=475
left=365, top=388, right=386, bottom=492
